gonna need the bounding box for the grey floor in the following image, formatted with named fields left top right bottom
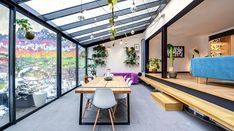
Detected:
left=5, top=84, right=223, bottom=131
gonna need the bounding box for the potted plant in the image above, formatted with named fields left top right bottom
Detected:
left=87, top=63, right=97, bottom=76
left=167, top=44, right=177, bottom=78
left=147, top=58, right=161, bottom=73
left=16, top=19, right=35, bottom=40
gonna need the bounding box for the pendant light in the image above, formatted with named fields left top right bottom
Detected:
left=90, top=33, right=94, bottom=40
left=130, top=0, right=137, bottom=13
left=77, top=0, right=85, bottom=21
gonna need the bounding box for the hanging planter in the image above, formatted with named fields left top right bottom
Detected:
left=16, top=19, right=35, bottom=40
left=108, top=0, right=117, bottom=40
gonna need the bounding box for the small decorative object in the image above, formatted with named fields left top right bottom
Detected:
left=167, top=44, right=177, bottom=78
left=147, top=58, right=161, bottom=73
left=92, top=45, right=108, bottom=66
left=104, top=68, right=113, bottom=81
left=167, top=46, right=184, bottom=58
left=134, top=44, right=139, bottom=51
left=16, top=19, right=35, bottom=40
left=192, top=48, right=200, bottom=58
left=124, top=47, right=138, bottom=65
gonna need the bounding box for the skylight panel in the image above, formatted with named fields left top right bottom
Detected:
left=25, top=0, right=95, bottom=15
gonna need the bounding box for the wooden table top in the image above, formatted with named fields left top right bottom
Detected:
left=75, top=76, right=131, bottom=94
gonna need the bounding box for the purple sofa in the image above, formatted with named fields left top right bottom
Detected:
left=112, top=72, right=139, bottom=84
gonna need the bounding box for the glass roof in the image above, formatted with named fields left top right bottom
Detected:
left=25, top=0, right=96, bottom=15
left=19, top=0, right=167, bottom=46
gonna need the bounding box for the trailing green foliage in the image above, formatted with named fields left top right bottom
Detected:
left=92, top=45, right=108, bottom=66
left=124, top=47, right=137, bottom=65
left=107, top=0, right=117, bottom=40
left=16, top=18, right=35, bottom=40
left=147, top=58, right=161, bottom=72
left=16, top=19, right=33, bottom=31
left=167, top=43, right=174, bottom=67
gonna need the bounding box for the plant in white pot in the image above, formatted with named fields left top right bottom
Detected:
left=33, top=90, right=47, bottom=107
left=167, top=44, right=177, bottom=78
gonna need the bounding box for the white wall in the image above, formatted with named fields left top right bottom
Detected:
left=88, top=34, right=143, bottom=76
left=149, top=35, right=209, bottom=72
left=145, top=0, right=193, bottom=39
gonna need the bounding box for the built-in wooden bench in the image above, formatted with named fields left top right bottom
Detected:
left=139, top=76, right=234, bottom=130
left=151, top=92, right=183, bottom=111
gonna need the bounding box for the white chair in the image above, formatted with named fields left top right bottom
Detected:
left=92, top=88, right=117, bottom=131
left=81, top=81, right=94, bottom=118
left=114, top=79, right=133, bottom=113
left=126, top=78, right=131, bottom=83
left=123, top=75, right=127, bottom=80
left=128, top=80, right=133, bottom=87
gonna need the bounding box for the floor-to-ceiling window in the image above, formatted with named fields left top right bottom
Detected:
left=15, top=12, right=57, bottom=119
left=78, top=46, right=86, bottom=84
left=61, top=38, right=76, bottom=94
left=0, top=4, right=9, bottom=127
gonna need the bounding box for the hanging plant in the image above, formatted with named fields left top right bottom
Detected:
left=16, top=19, right=35, bottom=40
left=108, top=0, right=117, bottom=40
left=92, top=45, right=108, bottom=66
left=124, top=47, right=138, bottom=65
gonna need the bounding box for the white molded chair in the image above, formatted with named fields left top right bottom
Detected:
left=114, top=79, right=133, bottom=112
left=81, top=81, right=94, bottom=118
left=92, top=88, right=117, bottom=131
left=123, top=75, right=127, bottom=80
left=128, top=80, right=133, bottom=87
left=126, top=78, right=131, bottom=83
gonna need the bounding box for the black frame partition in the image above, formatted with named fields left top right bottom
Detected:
left=0, top=0, right=85, bottom=130
left=144, top=0, right=204, bottom=78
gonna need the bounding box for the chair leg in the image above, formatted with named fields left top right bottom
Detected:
left=125, top=98, right=128, bottom=108
left=110, top=108, right=115, bottom=121
left=92, top=108, right=100, bottom=131
left=108, top=109, right=115, bottom=131
left=82, top=99, right=90, bottom=118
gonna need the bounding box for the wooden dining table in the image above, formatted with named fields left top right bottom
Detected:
left=75, top=76, right=132, bottom=125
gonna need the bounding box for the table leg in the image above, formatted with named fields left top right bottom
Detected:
left=127, top=94, right=130, bottom=124
left=79, top=93, right=83, bottom=125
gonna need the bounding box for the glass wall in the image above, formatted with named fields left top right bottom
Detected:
left=0, top=4, right=9, bottom=127
left=15, top=13, right=57, bottom=119
left=78, top=46, right=86, bottom=84
left=61, top=38, right=76, bottom=94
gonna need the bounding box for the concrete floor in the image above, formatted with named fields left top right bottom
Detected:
left=5, top=84, right=223, bottom=131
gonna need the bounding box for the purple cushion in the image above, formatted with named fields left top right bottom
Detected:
left=112, top=72, right=138, bottom=84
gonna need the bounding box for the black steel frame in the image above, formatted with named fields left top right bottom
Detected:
left=144, top=0, right=204, bottom=78
left=0, top=1, right=85, bottom=130
left=79, top=93, right=130, bottom=125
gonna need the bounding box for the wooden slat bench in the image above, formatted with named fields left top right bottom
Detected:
left=151, top=92, right=183, bottom=111
left=139, top=76, right=234, bottom=130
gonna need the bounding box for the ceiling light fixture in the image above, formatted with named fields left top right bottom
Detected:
left=130, top=0, right=137, bottom=13
left=77, top=0, right=85, bottom=21
left=90, top=33, right=94, bottom=40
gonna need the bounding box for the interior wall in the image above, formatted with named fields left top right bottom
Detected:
left=88, top=33, right=143, bottom=76
left=149, top=34, right=209, bottom=72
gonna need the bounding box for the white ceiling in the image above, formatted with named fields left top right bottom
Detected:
left=168, top=0, right=234, bottom=38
